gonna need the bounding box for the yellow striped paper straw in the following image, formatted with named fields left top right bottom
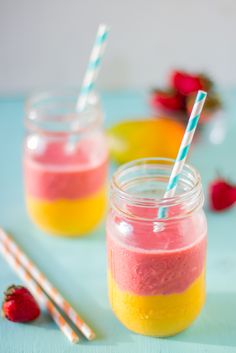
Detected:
left=0, top=228, right=95, bottom=341
left=0, top=242, right=79, bottom=344
left=158, top=90, right=207, bottom=218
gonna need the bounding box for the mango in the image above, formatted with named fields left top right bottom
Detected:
left=107, top=117, right=185, bottom=164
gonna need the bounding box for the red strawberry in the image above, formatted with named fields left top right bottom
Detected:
left=2, top=285, right=40, bottom=322
left=151, top=89, right=186, bottom=112
left=187, top=92, right=221, bottom=123
left=209, top=179, right=236, bottom=211
left=170, top=71, right=212, bottom=96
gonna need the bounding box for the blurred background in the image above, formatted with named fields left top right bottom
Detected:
left=0, top=0, right=235, bottom=94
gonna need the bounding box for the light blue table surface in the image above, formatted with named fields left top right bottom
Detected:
left=0, top=90, right=236, bottom=353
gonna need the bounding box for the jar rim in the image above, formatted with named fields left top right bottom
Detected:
left=25, top=89, right=103, bottom=134
left=111, top=157, right=203, bottom=211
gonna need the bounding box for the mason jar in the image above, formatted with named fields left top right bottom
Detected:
left=24, top=90, right=108, bottom=236
left=107, top=158, right=207, bottom=336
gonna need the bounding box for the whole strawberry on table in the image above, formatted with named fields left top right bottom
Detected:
left=2, top=285, right=40, bottom=323
left=209, top=177, right=236, bottom=212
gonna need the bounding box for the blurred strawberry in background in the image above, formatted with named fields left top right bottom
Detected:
left=151, top=89, right=185, bottom=112
left=170, top=71, right=212, bottom=96
left=108, top=69, right=223, bottom=165
left=150, top=70, right=222, bottom=124
left=187, top=92, right=221, bottom=123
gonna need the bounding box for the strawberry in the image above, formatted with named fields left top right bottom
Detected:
left=150, top=89, right=186, bottom=112
left=170, top=70, right=213, bottom=96
left=2, top=285, right=40, bottom=322
left=209, top=179, right=236, bottom=212
left=187, top=92, right=222, bottom=123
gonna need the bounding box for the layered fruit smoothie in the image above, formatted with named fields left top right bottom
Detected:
left=107, top=203, right=207, bottom=336
left=107, top=212, right=206, bottom=336
left=24, top=132, right=108, bottom=236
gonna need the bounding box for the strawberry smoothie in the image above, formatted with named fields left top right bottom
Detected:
left=24, top=132, right=108, bottom=235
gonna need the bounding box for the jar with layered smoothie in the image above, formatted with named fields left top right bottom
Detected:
left=24, top=90, right=108, bottom=236
left=107, top=158, right=207, bottom=336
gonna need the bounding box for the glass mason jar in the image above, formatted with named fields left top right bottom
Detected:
left=24, top=90, right=108, bottom=236
left=107, top=158, right=207, bottom=337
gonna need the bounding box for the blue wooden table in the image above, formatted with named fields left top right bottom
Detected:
left=0, top=90, right=235, bottom=353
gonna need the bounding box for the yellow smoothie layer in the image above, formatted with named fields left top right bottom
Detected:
left=108, top=269, right=205, bottom=337
left=26, top=186, right=107, bottom=236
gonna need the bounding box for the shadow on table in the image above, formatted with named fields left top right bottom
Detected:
left=82, top=307, right=133, bottom=346
left=31, top=310, right=56, bottom=331
left=169, top=292, right=236, bottom=347
left=31, top=306, right=132, bottom=346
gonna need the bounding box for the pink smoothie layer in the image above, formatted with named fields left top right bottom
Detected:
left=107, top=211, right=207, bottom=296
left=24, top=133, right=108, bottom=200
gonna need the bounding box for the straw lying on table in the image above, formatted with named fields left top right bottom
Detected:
left=0, top=242, right=79, bottom=343
left=158, top=90, right=207, bottom=218
left=0, top=228, right=95, bottom=343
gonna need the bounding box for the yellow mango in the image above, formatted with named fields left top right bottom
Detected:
left=107, top=118, right=185, bottom=164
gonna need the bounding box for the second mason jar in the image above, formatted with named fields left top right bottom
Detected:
left=107, top=158, right=207, bottom=336
left=24, top=90, right=108, bottom=236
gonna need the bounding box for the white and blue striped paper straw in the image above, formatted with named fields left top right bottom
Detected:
left=158, top=90, right=207, bottom=218
left=76, top=24, right=109, bottom=112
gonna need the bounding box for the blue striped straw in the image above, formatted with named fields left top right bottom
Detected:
left=76, top=24, right=109, bottom=112
left=158, top=90, right=207, bottom=218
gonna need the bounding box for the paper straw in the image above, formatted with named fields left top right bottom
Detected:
left=76, top=24, right=109, bottom=112
left=0, top=228, right=95, bottom=341
left=158, top=90, right=207, bottom=218
left=0, top=242, right=79, bottom=344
